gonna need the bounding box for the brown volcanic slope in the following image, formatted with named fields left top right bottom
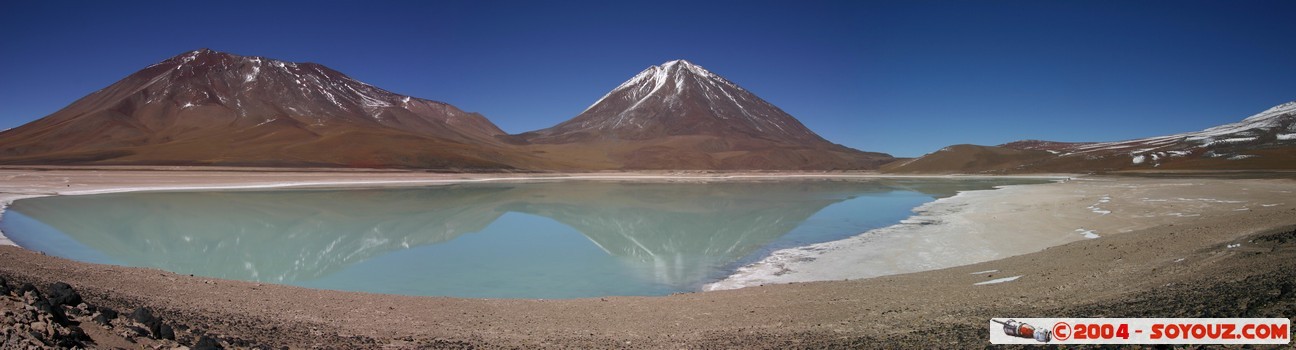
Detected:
left=886, top=101, right=1296, bottom=174
left=879, top=144, right=1055, bottom=174
left=0, top=49, right=536, bottom=169
left=517, top=60, right=893, bottom=170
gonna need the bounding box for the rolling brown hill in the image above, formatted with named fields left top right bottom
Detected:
left=885, top=101, right=1296, bottom=174
left=516, top=60, right=893, bottom=170
left=880, top=144, right=1055, bottom=174
left=0, top=49, right=539, bottom=169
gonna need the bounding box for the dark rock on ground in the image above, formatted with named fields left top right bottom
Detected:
left=160, top=323, right=176, bottom=340
left=98, top=306, right=118, bottom=320
left=1, top=282, right=88, bottom=348
left=2, top=276, right=223, bottom=348
left=31, top=297, right=69, bottom=325
left=129, top=306, right=159, bottom=325
left=90, top=305, right=119, bottom=326
left=92, top=312, right=113, bottom=325
left=125, top=325, right=150, bottom=337
left=46, top=281, right=81, bottom=307
left=17, top=282, right=38, bottom=297
left=131, top=306, right=164, bottom=337
left=55, top=325, right=90, bottom=347
left=194, top=335, right=224, bottom=350
left=1255, top=227, right=1296, bottom=244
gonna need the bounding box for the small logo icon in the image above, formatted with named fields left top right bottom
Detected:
left=993, top=319, right=1052, bottom=343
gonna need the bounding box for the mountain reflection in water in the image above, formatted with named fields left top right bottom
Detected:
left=3, top=178, right=1045, bottom=298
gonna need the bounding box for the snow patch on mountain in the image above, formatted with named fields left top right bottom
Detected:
left=244, top=64, right=261, bottom=83
left=583, top=60, right=745, bottom=114
left=1201, top=137, right=1258, bottom=147
left=120, top=48, right=494, bottom=136
left=563, top=59, right=813, bottom=142
left=1042, top=101, right=1296, bottom=164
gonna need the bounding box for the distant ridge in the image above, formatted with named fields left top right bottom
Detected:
left=885, top=101, right=1296, bottom=173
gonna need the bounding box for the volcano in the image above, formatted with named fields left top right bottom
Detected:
left=517, top=60, right=893, bottom=170
left=0, top=49, right=527, bottom=169
left=0, top=52, right=891, bottom=171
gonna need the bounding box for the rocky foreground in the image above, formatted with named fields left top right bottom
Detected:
left=0, top=278, right=228, bottom=349
left=2, top=225, right=1293, bottom=349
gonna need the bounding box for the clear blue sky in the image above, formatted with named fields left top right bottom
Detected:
left=2, top=0, right=1293, bottom=157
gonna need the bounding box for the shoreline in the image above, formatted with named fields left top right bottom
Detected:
left=0, top=171, right=1063, bottom=297
left=2, top=171, right=1288, bottom=293
left=0, top=170, right=1066, bottom=298
left=0, top=194, right=41, bottom=246
left=705, top=182, right=1045, bottom=290
left=706, top=180, right=1079, bottom=290
left=710, top=176, right=1296, bottom=290
left=0, top=169, right=1064, bottom=249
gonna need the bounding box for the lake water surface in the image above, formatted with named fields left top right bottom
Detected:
left=1, top=178, right=1046, bottom=298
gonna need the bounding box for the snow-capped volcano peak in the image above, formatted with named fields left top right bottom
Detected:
left=128, top=49, right=505, bottom=136
left=604, top=60, right=737, bottom=97
left=659, top=59, right=704, bottom=74
left=518, top=59, right=893, bottom=169
left=662, top=59, right=692, bottom=66
left=0, top=48, right=529, bottom=169
left=0, top=49, right=508, bottom=161
left=527, top=59, right=832, bottom=145
left=204, top=49, right=503, bottom=137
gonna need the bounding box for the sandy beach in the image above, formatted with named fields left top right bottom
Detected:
left=1, top=168, right=1294, bottom=348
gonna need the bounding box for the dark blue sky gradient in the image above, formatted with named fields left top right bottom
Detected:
left=2, top=0, right=1293, bottom=157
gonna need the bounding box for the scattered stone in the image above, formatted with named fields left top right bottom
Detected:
left=132, top=306, right=164, bottom=337
left=161, top=323, right=177, bottom=340
left=47, top=282, right=82, bottom=307
left=126, top=325, right=150, bottom=337
left=0, top=282, right=88, bottom=348
left=32, top=297, right=69, bottom=325
left=131, top=306, right=159, bottom=324
left=28, top=329, right=46, bottom=342
left=66, top=325, right=89, bottom=340
left=18, top=283, right=40, bottom=298
left=193, top=335, right=224, bottom=350
left=93, top=312, right=113, bottom=325
left=66, top=302, right=92, bottom=318
left=100, top=305, right=119, bottom=320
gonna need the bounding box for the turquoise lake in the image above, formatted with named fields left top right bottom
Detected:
left=0, top=178, right=1046, bottom=298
